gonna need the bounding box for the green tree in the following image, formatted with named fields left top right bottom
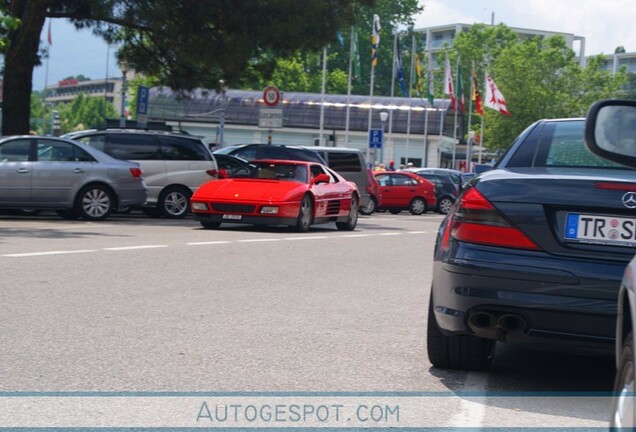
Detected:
left=2, top=0, right=371, bottom=135
left=56, top=93, right=118, bottom=132
left=452, top=26, right=626, bottom=152
left=237, top=0, right=422, bottom=96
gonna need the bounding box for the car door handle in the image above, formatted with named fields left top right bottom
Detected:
left=16, top=168, right=29, bottom=174
left=73, top=168, right=85, bottom=174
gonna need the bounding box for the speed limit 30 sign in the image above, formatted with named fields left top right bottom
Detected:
left=263, top=86, right=281, bottom=107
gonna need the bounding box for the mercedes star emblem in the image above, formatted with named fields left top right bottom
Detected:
left=622, top=192, right=636, bottom=209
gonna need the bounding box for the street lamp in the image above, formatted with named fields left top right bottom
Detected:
left=120, top=69, right=128, bottom=127
left=218, top=79, right=228, bottom=148
left=378, top=111, right=388, bottom=165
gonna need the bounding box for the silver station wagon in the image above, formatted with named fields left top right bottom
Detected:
left=0, top=135, right=147, bottom=221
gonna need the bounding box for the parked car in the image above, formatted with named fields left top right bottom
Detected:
left=63, top=128, right=218, bottom=218
left=0, top=135, right=147, bottom=221
left=401, top=167, right=463, bottom=214
left=427, top=117, right=636, bottom=371
left=373, top=170, right=436, bottom=215
left=214, top=143, right=327, bottom=164
left=191, top=160, right=359, bottom=232
left=214, top=153, right=255, bottom=178
left=360, top=167, right=383, bottom=215
left=583, top=100, right=636, bottom=429
left=302, top=146, right=371, bottom=212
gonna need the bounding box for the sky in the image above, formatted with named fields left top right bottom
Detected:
left=31, top=0, right=636, bottom=91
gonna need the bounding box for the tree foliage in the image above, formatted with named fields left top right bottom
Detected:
left=1, top=0, right=372, bottom=135
left=29, top=92, right=118, bottom=134
left=237, top=0, right=422, bottom=96
left=452, top=25, right=627, bottom=151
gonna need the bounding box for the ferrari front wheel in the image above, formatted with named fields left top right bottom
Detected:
left=294, top=195, right=313, bottom=232
left=336, top=194, right=358, bottom=231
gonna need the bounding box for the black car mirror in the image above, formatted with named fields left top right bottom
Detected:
left=585, top=99, right=636, bottom=169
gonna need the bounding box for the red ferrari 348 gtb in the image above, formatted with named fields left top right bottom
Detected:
left=191, top=159, right=360, bottom=232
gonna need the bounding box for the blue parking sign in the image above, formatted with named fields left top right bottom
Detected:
left=369, top=129, right=383, bottom=149
left=136, top=86, right=149, bottom=116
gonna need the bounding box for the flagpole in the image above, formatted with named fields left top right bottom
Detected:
left=367, top=15, right=380, bottom=167
left=386, top=30, right=398, bottom=165
left=466, top=60, right=475, bottom=171
left=345, top=27, right=354, bottom=145
left=319, top=47, right=327, bottom=145
left=479, top=69, right=487, bottom=164
left=405, top=31, right=416, bottom=167
left=44, top=19, right=51, bottom=95
left=451, top=56, right=459, bottom=170
left=424, top=48, right=434, bottom=168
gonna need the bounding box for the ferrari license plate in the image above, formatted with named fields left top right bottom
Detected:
left=222, top=214, right=242, bottom=220
left=565, top=213, right=636, bottom=247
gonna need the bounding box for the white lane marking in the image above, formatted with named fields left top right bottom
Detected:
left=448, top=373, right=488, bottom=427
left=103, top=245, right=168, bottom=251
left=186, top=241, right=232, bottom=246
left=3, top=250, right=96, bottom=258
left=2, top=231, right=428, bottom=257
left=284, top=236, right=329, bottom=241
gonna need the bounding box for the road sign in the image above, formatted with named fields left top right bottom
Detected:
left=369, top=128, right=383, bottom=149
left=263, top=86, right=281, bottom=107
left=259, top=108, right=283, bottom=128
left=136, top=85, right=149, bottom=127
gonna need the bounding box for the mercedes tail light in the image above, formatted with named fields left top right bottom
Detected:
left=441, top=187, right=540, bottom=251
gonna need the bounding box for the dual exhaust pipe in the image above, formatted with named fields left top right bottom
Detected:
left=468, top=311, right=527, bottom=339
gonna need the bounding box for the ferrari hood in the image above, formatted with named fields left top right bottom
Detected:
left=195, top=179, right=307, bottom=202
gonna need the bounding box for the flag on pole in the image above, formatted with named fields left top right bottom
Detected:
left=336, top=31, right=345, bottom=46
left=456, top=59, right=465, bottom=112
left=426, top=52, right=434, bottom=106
left=371, top=14, right=381, bottom=67
left=472, top=73, right=484, bottom=116
left=352, top=31, right=361, bottom=80
left=444, top=55, right=457, bottom=110
left=485, top=73, right=510, bottom=115
left=415, top=53, right=424, bottom=97
left=395, top=37, right=408, bottom=97
left=47, top=20, right=52, bottom=45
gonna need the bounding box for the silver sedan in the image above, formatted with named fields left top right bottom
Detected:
left=0, top=135, right=147, bottom=221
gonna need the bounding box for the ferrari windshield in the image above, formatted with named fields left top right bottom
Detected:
left=251, top=162, right=308, bottom=183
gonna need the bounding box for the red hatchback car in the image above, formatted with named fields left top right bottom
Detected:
left=373, top=170, right=436, bottom=215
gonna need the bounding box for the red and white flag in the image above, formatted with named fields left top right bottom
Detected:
left=484, top=73, right=510, bottom=115
left=444, top=55, right=457, bottom=110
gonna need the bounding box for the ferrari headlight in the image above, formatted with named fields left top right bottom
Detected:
left=191, top=202, right=208, bottom=211
left=260, top=206, right=279, bottom=214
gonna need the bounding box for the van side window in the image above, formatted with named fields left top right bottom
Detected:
left=326, top=152, right=362, bottom=172
left=109, top=134, right=160, bottom=160
left=158, top=136, right=210, bottom=161
left=75, top=134, right=107, bottom=152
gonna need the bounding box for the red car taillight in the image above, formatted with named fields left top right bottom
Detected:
left=129, top=167, right=143, bottom=178
left=442, top=187, right=540, bottom=251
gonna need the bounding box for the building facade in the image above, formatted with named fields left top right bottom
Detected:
left=147, top=88, right=475, bottom=169
left=44, top=77, right=125, bottom=115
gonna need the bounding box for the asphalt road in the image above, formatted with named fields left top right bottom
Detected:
left=0, top=210, right=617, bottom=428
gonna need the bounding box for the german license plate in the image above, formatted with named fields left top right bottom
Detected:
left=565, top=213, right=636, bottom=247
left=222, top=214, right=242, bottom=220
